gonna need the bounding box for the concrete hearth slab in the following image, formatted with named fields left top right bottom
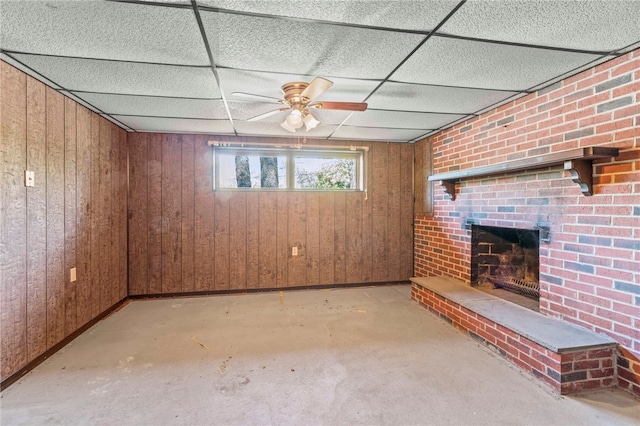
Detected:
left=411, top=276, right=617, bottom=353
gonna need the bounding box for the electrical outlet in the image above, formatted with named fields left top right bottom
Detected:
left=292, top=246, right=298, bottom=256
left=70, top=267, right=77, bottom=282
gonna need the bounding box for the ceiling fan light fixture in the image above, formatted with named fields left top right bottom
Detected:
left=285, top=109, right=304, bottom=129
left=303, top=112, right=320, bottom=131
left=280, top=120, right=297, bottom=133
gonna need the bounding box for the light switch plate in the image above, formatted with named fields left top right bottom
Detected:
left=70, top=267, right=77, bottom=282
left=25, top=170, right=35, bottom=187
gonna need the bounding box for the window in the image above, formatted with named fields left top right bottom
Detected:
left=213, top=146, right=365, bottom=191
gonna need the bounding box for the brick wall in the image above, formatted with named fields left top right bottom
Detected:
left=414, top=48, right=640, bottom=397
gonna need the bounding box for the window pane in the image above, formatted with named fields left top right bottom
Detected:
left=217, top=153, right=287, bottom=188
left=295, top=157, right=356, bottom=189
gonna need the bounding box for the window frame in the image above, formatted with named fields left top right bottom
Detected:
left=212, top=145, right=366, bottom=192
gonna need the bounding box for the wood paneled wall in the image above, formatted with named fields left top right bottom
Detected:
left=128, top=134, right=414, bottom=294
left=1, top=61, right=127, bottom=381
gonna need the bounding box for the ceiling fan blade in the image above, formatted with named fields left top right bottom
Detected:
left=231, top=92, right=282, bottom=103
left=300, top=77, right=333, bottom=101
left=247, top=108, right=288, bottom=122
left=309, top=101, right=368, bottom=111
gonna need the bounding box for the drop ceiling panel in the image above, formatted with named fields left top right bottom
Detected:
left=112, top=116, right=235, bottom=134
left=235, top=121, right=336, bottom=138
left=346, top=109, right=465, bottom=130
left=331, top=126, right=428, bottom=142
left=218, top=69, right=378, bottom=103
left=201, top=11, right=424, bottom=79
left=439, top=1, right=640, bottom=52
left=393, top=37, right=605, bottom=91
left=74, top=93, right=227, bottom=119
left=0, top=1, right=208, bottom=65
left=368, top=82, right=517, bottom=114
left=200, top=0, right=460, bottom=31
left=227, top=101, right=289, bottom=121
left=11, top=54, right=221, bottom=98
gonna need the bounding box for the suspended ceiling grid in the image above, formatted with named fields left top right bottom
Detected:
left=1, top=0, right=639, bottom=143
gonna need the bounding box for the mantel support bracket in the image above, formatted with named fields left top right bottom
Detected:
left=564, top=159, right=594, bottom=196
left=441, top=180, right=456, bottom=201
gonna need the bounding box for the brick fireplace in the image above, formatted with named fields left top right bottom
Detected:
left=413, top=49, right=640, bottom=397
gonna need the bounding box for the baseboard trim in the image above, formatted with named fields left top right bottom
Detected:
left=128, top=281, right=410, bottom=300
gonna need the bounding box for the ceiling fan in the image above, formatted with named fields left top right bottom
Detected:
left=231, top=77, right=368, bottom=132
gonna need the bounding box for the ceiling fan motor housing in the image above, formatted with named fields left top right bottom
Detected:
left=281, top=81, right=311, bottom=106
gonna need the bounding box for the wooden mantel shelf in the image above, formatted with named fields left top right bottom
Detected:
left=428, top=147, right=619, bottom=200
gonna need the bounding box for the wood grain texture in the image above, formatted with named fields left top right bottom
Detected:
left=287, top=192, right=306, bottom=286
left=161, top=134, right=182, bottom=294
left=229, top=192, right=247, bottom=290
left=345, top=192, right=363, bottom=283
left=370, top=143, right=389, bottom=282
left=193, top=136, right=214, bottom=291
left=318, top=193, right=335, bottom=284
left=25, top=75, right=47, bottom=362
left=117, top=128, right=128, bottom=300
left=64, top=97, right=77, bottom=336
left=147, top=134, right=163, bottom=294
left=88, top=114, right=104, bottom=318
left=127, top=133, right=149, bottom=295
left=214, top=191, right=231, bottom=290
left=400, top=144, right=414, bottom=279
left=258, top=192, right=277, bottom=288
left=245, top=192, right=260, bottom=288
left=76, top=106, right=92, bottom=326
left=333, top=192, right=347, bottom=284
left=387, top=143, right=402, bottom=281
left=1, top=62, right=28, bottom=378
left=98, top=118, right=111, bottom=312
left=1, top=62, right=127, bottom=382
left=180, top=135, right=195, bottom=293
left=276, top=192, right=288, bottom=287
left=126, top=134, right=415, bottom=295
left=46, top=87, right=66, bottom=348
left=305, top=192, right=320, bottom=285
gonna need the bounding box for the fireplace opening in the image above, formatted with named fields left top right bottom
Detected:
left=471, top=225, right=540, bottom=311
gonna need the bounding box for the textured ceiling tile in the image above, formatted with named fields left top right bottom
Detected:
left=0, top=1, right=208, bottom=65
left=199, top=0, right=460, bottom=31
left=12, top=54, right=221, bottom=98
left=439, top=0, right=640, bottom=52
left=201, top=11, right=424, bottom=79
left=112, top=116, right=235, bottom=134
left=218, top=69, right=378, bottom=103
left=331, top=126, right=427, bottom=142
left=367, top=82, right=517, bottom=114
left=393, top=37, right=603, bottom=91
left=75, top=93, right=228, bottom=119
left=234, top=121, right=336, bottom=138
left=346, top=109, right=466, bottom=130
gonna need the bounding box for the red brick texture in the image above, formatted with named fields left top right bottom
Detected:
left=412, top=283, right=616, bottom=395
left=414, top=48, right=640, bottom=397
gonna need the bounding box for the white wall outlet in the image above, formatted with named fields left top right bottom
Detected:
left=292, top=246, right=298, bottom=256
left=70, top=267, right=77, bottom=283
left=25, top=170, right=35, bottom=187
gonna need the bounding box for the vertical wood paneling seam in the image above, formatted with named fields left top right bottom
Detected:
left=23, top=72, right=28, bottom=355
left=125, top=133, right=130, bottom=296
left=146, top=136, right=150, bottom=294
left=44, top=87, right=49, bottom=343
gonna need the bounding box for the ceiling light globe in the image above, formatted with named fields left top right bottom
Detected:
left=286, top=110, right=303, bottom=128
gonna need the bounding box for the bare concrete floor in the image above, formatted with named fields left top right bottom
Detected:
left=2, top=284, right=639, bottom=425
